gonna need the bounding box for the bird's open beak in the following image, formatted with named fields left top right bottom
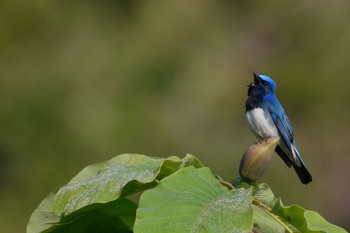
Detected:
left=248, top=72, right=261, bottom=87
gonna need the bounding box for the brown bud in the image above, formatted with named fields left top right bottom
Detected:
left=239, top=137, right=280, bottom=182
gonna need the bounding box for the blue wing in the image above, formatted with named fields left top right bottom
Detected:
left=263, top=94, right=294, bottom=152
left=262, top=93, right=312, bottom=184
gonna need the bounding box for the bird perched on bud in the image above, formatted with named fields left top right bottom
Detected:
left=245, top=73, right=312, bottom=184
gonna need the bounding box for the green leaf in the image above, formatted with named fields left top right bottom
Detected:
left=27, top=192, right=136, bottom=233
left=252, top=182, right=276, bottom=205
left=250, top=183, right=295, bottom=233
left=273, top=199, right=347, bottom=233
left=27, top=192, right=60, bottom=233
left=305, top=211, right=346, bottom=233
left=253, top=205, right=287, bottom=233
left=53, top=153, right=202, bottom=216
left=134, top=166, right=253, bottom=233
left=27, top=153, right=202, bottom=233
left=250, top=183, right=347, bottom=232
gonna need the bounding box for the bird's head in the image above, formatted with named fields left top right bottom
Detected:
left=248, top=73, right=276, bottom=94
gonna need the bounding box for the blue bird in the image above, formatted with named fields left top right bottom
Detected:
left=245, top=73, right=312, bottom=184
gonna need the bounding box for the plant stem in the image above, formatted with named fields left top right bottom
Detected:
left=218, top=180, right=235, bottom=190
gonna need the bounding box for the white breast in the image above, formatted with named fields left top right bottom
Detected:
left=246, top=108, right=279, bottom=139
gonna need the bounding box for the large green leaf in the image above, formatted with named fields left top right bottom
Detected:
left=253, top=205, right=288, bottom=233
left=251, top=183, right=294, bottom=233
left=27, top=192, right=60, bottom=233
left=27, top=192, right=136, bottom=233
left=53, top=153, right=202, bottom=216
left=250, top=183, right=347, bottom=233
left=134, top=166, right=253, bottom=233
left=27, top=153, right=202, bottom=233
left=272, top=199, right=347, bottom=233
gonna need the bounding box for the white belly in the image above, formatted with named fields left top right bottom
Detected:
left=246, top=108, right=279, bottom=139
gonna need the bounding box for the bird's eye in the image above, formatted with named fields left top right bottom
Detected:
left=264, top=81, right=268, bottom=86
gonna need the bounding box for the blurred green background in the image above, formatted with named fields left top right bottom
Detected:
left=1, top=1, right=350, bottom=232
